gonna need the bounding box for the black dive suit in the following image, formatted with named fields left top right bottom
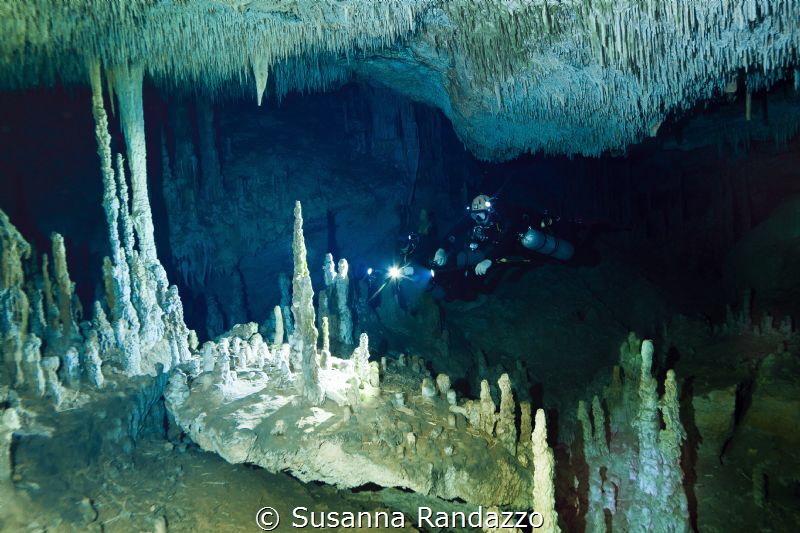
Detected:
left=428, top=207, right=579, bottom=300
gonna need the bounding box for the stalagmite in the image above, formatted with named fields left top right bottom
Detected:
left=496, top=373, right=516, bottom=455
left=218, top=338, right=233, bottom=386
left=92, top=302, right=114, bottom=354
left=201, top=341, right=217, bottom=373
left=319, top=316, right=331, bottom=369
left=421, top=378, right=436, bottom=399
left=84, top=331, right=105, bottom=389
left=578, top=399, right=608, bottom=533
left=89, top=60, right=142, bottom=376
left=351, top=332, right=370, bottom=382
left=62, top=347, right=80, bottom=387
left=279, top=273, right=293, bottom=337
left=51, top=233, right=77, bottom=340
left=435, top=373, right=451, bottom=397
left=626, top=340, right=690, bottom=532
left=531, top=409, right=561, bottom=533
left=634, top=340, right=660, bottom=497
left=655, top=370, right=690, bottom=531
left=0, top=210, right=31, bottom=388
left=22, top=334, right=46, bottom=397
left=479, top=379, right=496, bottom=435
left=518, top=401, right=532, bottom=461
left=102, top=256, right=116, bottom=311
left=323, top=253, right=337, bottom=287
left=28, top=290, right=46, bottom=344
left=367, top=362, right=380, bottom=388
left=41, top=356, right=63, bottom=407
left=290, top=201, right=323, bottom=404
left=41, top=254, right=56, bottom=329
left=0, top=408, right=20, bottom=481
left=319, top=253, right=336, bottom=330
left=163, top=285, right=192, bottom=369
left=335, top=258, right=353, bottom=345
left=273, top=305, right=284, bottom=347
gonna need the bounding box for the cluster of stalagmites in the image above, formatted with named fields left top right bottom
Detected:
left=712, top=288, right=796, bottom=340
left=1, top=212, right=95, bottom=408
left=576, top=333, right=690, bottom=533
left=2, top=173, right=695, bottom=530
left=0, top=206, right=194, bottom=411
left=0, top=62, right=196, bottom=418
left=158, top=196, right=564, bottom=519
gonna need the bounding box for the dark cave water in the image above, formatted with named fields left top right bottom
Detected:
left=2, top=81, right=800, bottom=532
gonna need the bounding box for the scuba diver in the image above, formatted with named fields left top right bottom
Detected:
left=427, top=194, right=578, bottom=300
left=432, top=194, right=575, bottom=275
left=363, top=195, right=581, bottom=304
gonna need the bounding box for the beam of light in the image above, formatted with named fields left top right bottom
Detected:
left=367, top=267, right=373, bottom=276
left=369, top=280, right=389, bottom=302
left=388, top=266, right=401, bottom=279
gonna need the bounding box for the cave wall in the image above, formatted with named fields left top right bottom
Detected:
left=158, top=84, right=481, bottom=338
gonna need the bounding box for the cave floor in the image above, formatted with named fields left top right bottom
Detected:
left=4, top=330, right=798, bottom=533
left=4, top=438, right=431, bottom=532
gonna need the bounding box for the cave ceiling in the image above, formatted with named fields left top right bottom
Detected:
left=1, top=0, right=798, bottom=159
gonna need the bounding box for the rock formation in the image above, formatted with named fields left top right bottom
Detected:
left=532, top=408, right=561, bottom=533
left=2, top=2, right=797, bottom=159
left=577, top=335, right=691, bottom=532
left=290, top=201, right=324, bottom=405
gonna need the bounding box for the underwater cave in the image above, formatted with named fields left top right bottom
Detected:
left=1, top=2, right=800, bottom=532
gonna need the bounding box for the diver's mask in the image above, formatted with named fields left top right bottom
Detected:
left=471, top=210, right=489, bottom=225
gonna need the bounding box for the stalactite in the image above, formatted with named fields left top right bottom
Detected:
left=2, top=0, right=798, bottom=158
left=111, top=62, right=157, bottom=263
left=252, top=55, right=269, bottom=106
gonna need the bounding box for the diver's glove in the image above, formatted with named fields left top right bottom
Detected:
left=475, top=259, right=492, bottom=276
left=433, top=248, right=447, bottom=266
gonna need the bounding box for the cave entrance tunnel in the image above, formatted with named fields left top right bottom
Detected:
left=3, top=75, right=800, bottom=532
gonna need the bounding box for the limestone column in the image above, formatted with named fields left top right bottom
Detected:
left=111, top=63, right=157, bottom=263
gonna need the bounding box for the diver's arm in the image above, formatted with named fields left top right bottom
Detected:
left=432, top=216, right=473, bottom=266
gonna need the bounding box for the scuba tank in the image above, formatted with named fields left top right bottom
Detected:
left=520, top=226, right=574, bottom=261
